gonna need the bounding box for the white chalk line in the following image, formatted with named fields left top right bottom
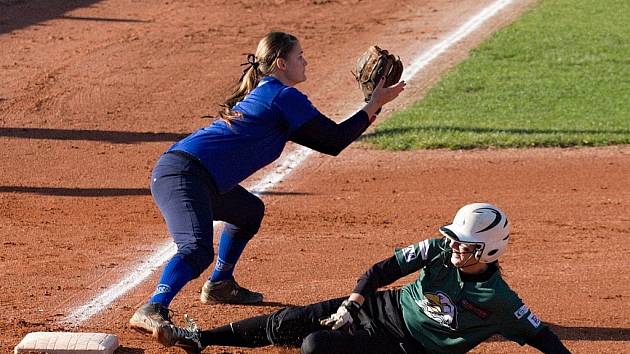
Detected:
left=63, top=0, right=514, bottom=326
left=402, top=0, right=514, bottom=83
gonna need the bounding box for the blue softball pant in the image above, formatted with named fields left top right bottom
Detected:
left=150, top=151, right=265, bottom=277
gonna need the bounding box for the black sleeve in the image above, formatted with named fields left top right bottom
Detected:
left=289, top=111, right=370, bottom=156
left=352, top=256, right=403, bottom=297
left=526, top=327, right=572, bottom=354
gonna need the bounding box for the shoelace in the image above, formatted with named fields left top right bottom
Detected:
left=169, top=314, right=201, bottom=347
left=168, top=324, right=202, bottom=351
left=183, top=314, right=200, bottom=332
left=156, top=305, right=176, bottom=323
left=171, top=325, right=199, bottom=341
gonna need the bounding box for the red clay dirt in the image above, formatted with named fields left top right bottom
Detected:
left=1, top=1, right=628, bottom=353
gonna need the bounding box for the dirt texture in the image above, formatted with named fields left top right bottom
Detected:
left=1, top=0, right=628, bottom=353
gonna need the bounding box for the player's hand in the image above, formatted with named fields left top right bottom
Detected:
left=319, top=300, right=361, bottom=333
left=369, top=77, right=406, bottom=107
left=320, top=304, right=353, bottom=330
left=363, top=78, right=406, bottom=120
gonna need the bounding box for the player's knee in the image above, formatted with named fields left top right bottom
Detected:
left=300, top=331, right=332, bottom=354
left=193, top=253, right=214, bottom=276
left=248, top=195, right=265, bottom=233
left=176, top=242, right=214, bottom=277
left=237, top=197, right=265, bottom=237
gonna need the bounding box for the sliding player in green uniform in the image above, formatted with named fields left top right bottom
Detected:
left=152, top=203, right=571, bottom=354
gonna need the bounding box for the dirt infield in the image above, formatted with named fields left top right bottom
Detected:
left=1, top=0, right=628, bottom=353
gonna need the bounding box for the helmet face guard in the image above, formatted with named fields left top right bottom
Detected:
left=439, top=203, right=510, bottom=263
left=439, top=227, right=486, bottom=261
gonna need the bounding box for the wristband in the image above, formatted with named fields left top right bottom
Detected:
left=341, top=300, right=362, bottom=318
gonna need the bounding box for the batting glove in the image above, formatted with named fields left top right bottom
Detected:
left=319, top=300, right=362, bottom=333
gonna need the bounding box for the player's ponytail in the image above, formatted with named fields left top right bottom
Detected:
left=219, top=31, right=298, bottom=122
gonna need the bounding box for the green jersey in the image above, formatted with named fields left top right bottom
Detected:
left=394, top=238, right=544, bottom=354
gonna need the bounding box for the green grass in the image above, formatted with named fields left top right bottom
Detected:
left=363, top=0, right=630, bottom=150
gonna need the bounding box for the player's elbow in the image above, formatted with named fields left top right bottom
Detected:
left=315, top=144, right=343, bottom=156
left=326, top=147, right=343, bottom=156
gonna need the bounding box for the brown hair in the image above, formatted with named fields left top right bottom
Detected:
left=219, top=32, right=299, bottom=122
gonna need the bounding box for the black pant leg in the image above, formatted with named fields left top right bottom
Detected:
left=360, top=290, right=426, bottom=354
left=301, top=328, right=405, bottom=354
left=268, top=291, right=424, bottom=353
left=266, top=296, right=346, bottom=346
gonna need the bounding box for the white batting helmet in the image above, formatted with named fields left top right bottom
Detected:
left=439, top=203, right=510, bottom=263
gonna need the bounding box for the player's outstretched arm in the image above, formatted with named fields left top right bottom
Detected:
left=352, top=255, right=405, bottom=297
left=289, top=111, right=370, bottom=156
left=320, top=256, right=404, bottom=333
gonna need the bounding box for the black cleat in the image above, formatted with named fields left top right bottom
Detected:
left=153, top=315, right=204, bottom=354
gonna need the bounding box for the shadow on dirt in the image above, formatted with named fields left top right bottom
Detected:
left=58, top=15, right=150, bottom=23
left=550, top=324, right=630, bottom=341
left=0, top=127, right=187, bottom=143
left=0, top=186, right=150, bottom=197
left=487, top=323, right=630, bottom=342
left=253, top=191, right=313, bottom=196
left=114, top=347, right=144, bottom=354
left=0, top=0, right=102, bottom=35
left=256, top=300, right=299, bottom=308
left=0, top=0, right=149, bottom=35
left=362, top=126, right=630, bottom=138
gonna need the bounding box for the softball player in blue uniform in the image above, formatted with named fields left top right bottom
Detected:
left=129, top=31, right=406, bottom=334
left=153, top=203, right=572, bottom=354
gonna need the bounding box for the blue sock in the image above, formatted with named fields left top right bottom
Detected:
left=210, top=225, right=250, bottom=282
left=149, top=255, right=194, bottom=307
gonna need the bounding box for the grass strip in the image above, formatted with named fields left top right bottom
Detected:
left=364, top=0, right=630, bottom=150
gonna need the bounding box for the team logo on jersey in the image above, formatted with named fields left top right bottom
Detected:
left=514, top=304, right=529, bottom=319
left=416, top=291, right=458, bottom=329
left=402, top=244, right=417, bottom=262
left=527, top=312, right=541, bottom=328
